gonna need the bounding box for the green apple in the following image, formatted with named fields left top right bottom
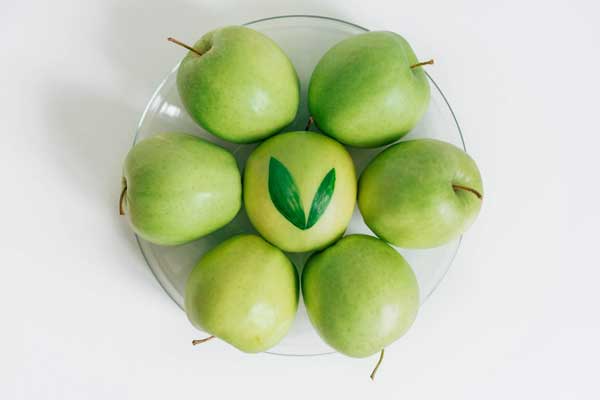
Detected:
left=243, top=131, right=356, bottom=252
left=185, top=234, right=298, bottom=353
left=174, top=26, right=300, bottom=143
left=121, top=132, right=241, bottom=245
left=359, top=139, right=483, bottom=248
left=308, top=31, right=430, bottom=147
left=302, top=234, right=419, bottom=357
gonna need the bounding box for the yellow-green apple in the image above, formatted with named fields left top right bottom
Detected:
left=302, top=234, right=419, bottom=357
left=308, top=31, right=430, bottom=147
left=121, top=132, right=241, bottom=245
left=173, top=26, right=299, bottom=143
left=359, top=139, right=483, bottom=248
left=185, top=234, right=298, bottom=353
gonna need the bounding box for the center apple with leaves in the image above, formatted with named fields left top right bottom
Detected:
left=244, top=131, right=357, bottom=253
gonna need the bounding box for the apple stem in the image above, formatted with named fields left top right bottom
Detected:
left=119, top=184, right=127, bottom=216
left=452, top=184, right=483, bottom=199
left=410, top=59, right=434, bottom=69
left=168, top=37, right=204, bottom=56
left=305, top=116, right=314, bottom=131
left=370, top=349, right=385, bottom=381
left=192, top=335, right=215, bottom=345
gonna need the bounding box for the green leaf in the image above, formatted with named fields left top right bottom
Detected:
left=306, top=168, right=336, bottom=229
left=268, top=157, right=306, bottom=229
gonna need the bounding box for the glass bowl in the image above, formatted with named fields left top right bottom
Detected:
left=133, top=15, right=466, bottom=356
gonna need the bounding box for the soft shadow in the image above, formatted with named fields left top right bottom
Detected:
left=42, top=81, right=141, bottom=255
left=104, top=0, right=222, bottom=95
left=104, top=0, right=346, bottom=94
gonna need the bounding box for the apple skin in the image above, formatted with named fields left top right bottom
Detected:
left=122, top=132, right=241, bottom=245
left=308, top=31, right=430, bottom=148
left=176, top=26, right=300, bottom=143
left=302, top=234, right=419, bottom=357
left=185, top=234, right=299, bottom=353
left=358, top=139, right=483, bottom=248
left=243, top=131, right=357, bottom=252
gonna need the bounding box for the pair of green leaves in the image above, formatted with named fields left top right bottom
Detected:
left=268, top=157, right=336, bottom=230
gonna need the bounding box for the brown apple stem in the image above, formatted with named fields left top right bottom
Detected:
left=192, top=336, right=215, bottom=345
left=168, top=37, right=204, bottom=56
left=119, top=184, right=127, bottom=215
left=410, top=59, right=434, bottom=69
left=452, top=184, right=483, bottom=199
left=370, top=349, right=385, bottom=381
left=305, top=116, right=314, bottom=131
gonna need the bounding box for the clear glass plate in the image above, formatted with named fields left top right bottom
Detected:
left=133, top=15, right=466, bottom=356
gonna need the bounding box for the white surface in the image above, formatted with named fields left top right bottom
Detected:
left=4, top=0, right=599, bottom=398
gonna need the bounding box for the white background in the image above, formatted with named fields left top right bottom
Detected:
left=4, top=0, right=600, bottom=398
